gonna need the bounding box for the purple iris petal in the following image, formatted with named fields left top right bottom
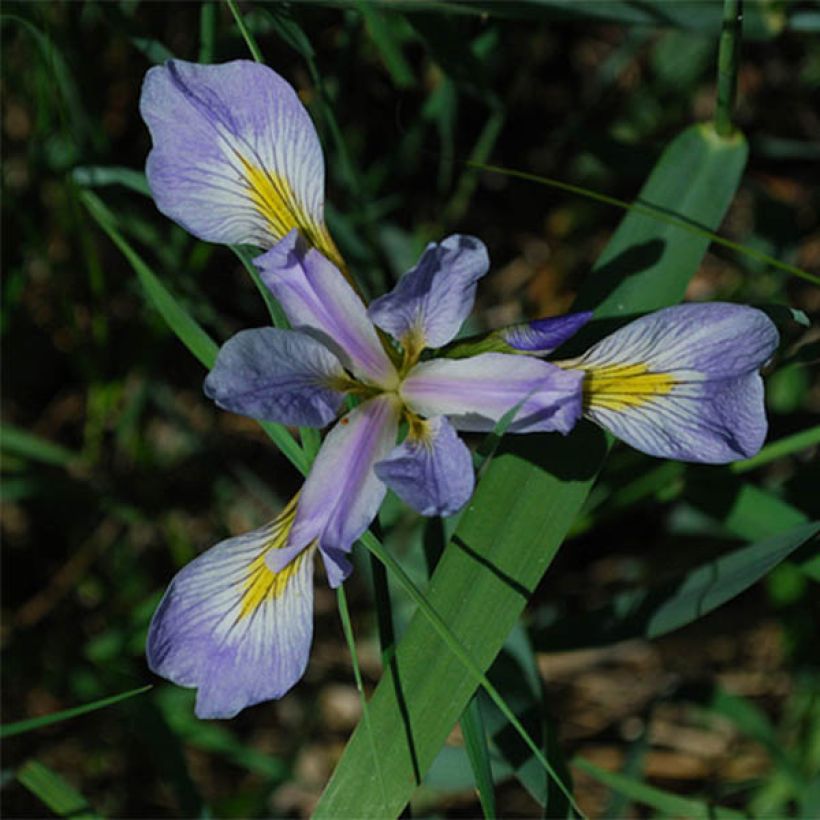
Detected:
left=140, top=60, right=334, bottom=255
left=402, top=353, right=584, bottom=435
left=256, top=231, right=398, bottom=388
left=284, top=396, right=400, bottom=579
left=578, top=302, right=778, bottom=376
left=147, top=516, right=314, bottom=719
left=375, top=416, right=474, bottom=517
left=502, top=311, right=593, bottom=353
left=368, top=235, right=490, bottom=350
left=589, top=374, right=767, bottom=463
left=576, top=302, right=779, bottom=463
left=203, top=327, right=346, bottom=428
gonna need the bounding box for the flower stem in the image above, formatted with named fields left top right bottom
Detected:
left=715, top=0, right=743, bottom=138
left=225, top=0, right=263, bottom=64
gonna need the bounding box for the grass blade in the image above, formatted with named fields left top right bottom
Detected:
left=467, top=156, right=819, bottom=288
left=461, top=696, right=496, bottom=818
left=533, top=521, right=819, bottom=651
left=226, top=0, right=263, bottom=62
left=715, top=0, right=742, bottom=137
left=336, top=586, right=389, bottom=811
left=16, top=761, right=101, bottom=819
left=730, top=425, right=820, bottom=473
left=81, top=189, right=310, bottom=475
left=572, top=756, right=744, bottom=818
left=2, top=685, right=152, bottom=739
left=0, top=424, right=80, bottom=467
left=81, top=189, right=218, bottom=368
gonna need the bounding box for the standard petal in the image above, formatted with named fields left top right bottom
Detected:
left=367, top=235, right=489, bottom=355
left=571, top=303, right=779, bottom=463
left=203, top=327, right=347, bottom=427
left=147, top=498, right=315, bottom=719
left=140, top=59, right=341, bottom=265
left=256, top=231, right=398, bottom=388
left=501, top=311, right=593, bottom=354
left=286, top=396, right=399, bottom=578
left=402, top=353, right=584, bottom=434
left=375, top=416, right=474, bottom=517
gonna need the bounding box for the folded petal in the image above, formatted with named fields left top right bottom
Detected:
left=257, top=231, right=398, bottom=388
left=367, top=235, right=490, bottom=355
left=203, top=327, right=347, bottom=427
left=287, top=396, right=400, bottom=577
left=375, top=416, right=474, bottom=517
left=402, top=353, right=584, bottom=434
left=140, top=59, right=341, bottom=266
left=573, top=302, right=779, bottom=463
left=501, top=311, right=593, bottom=353
left=147, top=498, right=315, bottom=719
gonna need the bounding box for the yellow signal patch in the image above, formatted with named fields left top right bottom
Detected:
left=236, top=496, right=309, bottom=621
left=240, top=159, right=345, bottom=272
left=582, top=362, right=675, bottom=412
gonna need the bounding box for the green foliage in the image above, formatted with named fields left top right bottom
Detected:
left=3, top=0, right=818, bottom=817
left=17, top=761, right=101, bottom=819
left=1, top=685, right=152, bottom=739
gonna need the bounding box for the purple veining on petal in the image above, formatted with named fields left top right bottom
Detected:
left=147, top=518, right=314, bottom=719
left=203, top=327, right=346, bottom=427
left=368, top=234, right=490, bottom=350
left=140, top=59, right=326, bottom=248
left=256, top=231, right=398, bottom=387
left=286, top=395, right=400, bottom=570
left=586, top=372, right=767, bottom=463
left=577, top=302, right=779, bottom=378
left=577, top=302, right=779, bottom=463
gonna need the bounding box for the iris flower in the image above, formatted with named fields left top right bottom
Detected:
left=140, top=58, right=779, bottom=718
left=147, top=227, right=584, bottom=717
left=502, top=302, right=780, bottom=463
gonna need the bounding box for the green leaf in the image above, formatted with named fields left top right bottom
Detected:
left=16, top=761, right=101, bottom=819
left=571, top=756, right=744, bottom=818
left=315, top=119, right=749, bottom=816
left=2, top=685, right=152, bottom=739
left=155, top=688, right=288, bottom=780
left=81, top=190, right=218, bottom=368
left=731, top=425, right=820, bottom=474
left=574, top=124, right=748, bottom=319
left=685, top=481, right=808, bottom=542
left=357, top=1, right=416, bottom=88
left=481, top=624, right=572, bottom=813
left=0, top=424, right=80, bottom=468
left=533, top=522, right=820, bottom=651
left=461, top=696, right=496, bottom=818
left=80, top=189, right=310, bottom=476
left=72, top=165, right=150, bottom=196
left=705, top=688, right=807, bottom=792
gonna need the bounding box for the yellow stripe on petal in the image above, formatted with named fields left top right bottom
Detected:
left=236, top=495, right=312, bottom=621
left=240, top=159, right=345, bottom=272
left=581, top=362, right=676, bottom=412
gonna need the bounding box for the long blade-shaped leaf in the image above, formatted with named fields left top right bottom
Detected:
left=80, top=190, right=310, bottom=476
left=315, top=122, right=748, bottom=816
left=17, top=761, right=101, bottom=819
left=533, top=521, right=819, bottom=651
left=1, top=685, right=152, bottom=739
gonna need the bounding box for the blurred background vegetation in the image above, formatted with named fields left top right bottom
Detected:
left=2, top=1, right=819, bottom=817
